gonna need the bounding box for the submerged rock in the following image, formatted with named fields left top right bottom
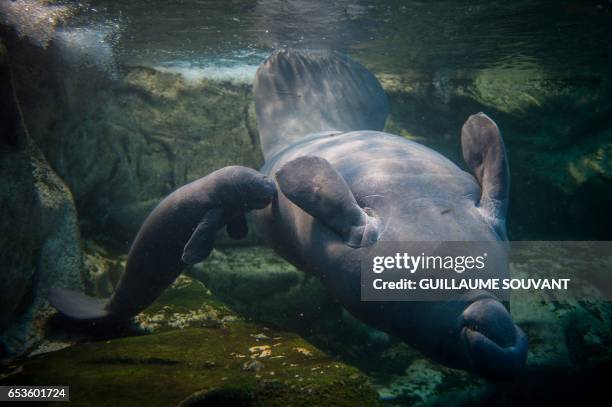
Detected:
left=134, top=275, right=237, bottom=333
left=191, top=246, right=332, bottom=331
left=3, top=30, right=264, bottom=243
left=2, top=326, right=379, bottom=406
left=2, top=274, right=380, bottom=406
left=0, top=40, right=82, bottom=357
left=190, top=246, right=403, bottom=372
left=377, top=67, right=612, bottom=240
left=74, top=66, right=264, bottom=242
left=80, top=240, right=125, bottom=298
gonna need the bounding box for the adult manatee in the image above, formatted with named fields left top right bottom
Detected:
left=50, top=50, right=527, bottom=381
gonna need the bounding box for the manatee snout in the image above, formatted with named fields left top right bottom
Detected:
left=248, top=174, right=277, bottom=209
left=232, top=169, right=277, bottom=209
left=459, top=298, right=528, bottom=381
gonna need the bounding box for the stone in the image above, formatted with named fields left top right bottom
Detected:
left=376, top=66, right=612, bottom=239
left=3, top=30, right=264, bottom=243
left=1, top=275, right=380, bottom=407
left=0, top=40, right=82, bottom=357
left=190, top=246, right=419, bottom=373
left=81, top=240, right=124, bottom=298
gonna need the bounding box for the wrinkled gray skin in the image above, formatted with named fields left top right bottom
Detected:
left=251, top=50, right=527, bottom=381
left=50, top=49, right=527, bottom=381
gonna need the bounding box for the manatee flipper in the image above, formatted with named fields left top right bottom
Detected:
left=181, top=208, right=225, bottom=265
left=253, top=49, right=388, bottom=159
left=461, top=113, right=509, bottom=238
left=48, top=287, right=109, bottom=321
left=226, top=213, right=248, bottom=240
left=275, top=155, right=379, bottom=247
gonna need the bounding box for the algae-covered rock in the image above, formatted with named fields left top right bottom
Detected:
left=2, top=326, right=380, bottom=406
left=4, top=29, right=264, bottom=243
left=190, top=246, right=403, bottom=373
left=2, top=275, right=380, bottom=406
left=80, top=240, right=125, bottom=298
left=191, top=246, right=333, bottom=331
left=0, top=40, right=36, bottom=336
left=377, top=67, right=612, bottom=239
left=466, top=67, right=612, bottom=239
left=374, top=358, right=486, bottom=405
left=0, top=40, right=82, bottom=357
left=135, top=275, right=238, bottom=332
left=69, top=66, right=263, bottom=242
left=0, top=138, right=83, bottom=357
left=68, top=66, right=264, bottom=242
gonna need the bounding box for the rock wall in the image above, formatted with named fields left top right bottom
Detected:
left=70, top=66, right=263, bottom=243
left=1, top=275, right=381, bottom=407
left=377, top=67, right=612, bottom=239
left=0, top=40, right=82, bottom=357
left=4, top=32, right=264, bottom=244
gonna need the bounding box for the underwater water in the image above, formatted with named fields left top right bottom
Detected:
left=1, top=0, right=611, bottom=406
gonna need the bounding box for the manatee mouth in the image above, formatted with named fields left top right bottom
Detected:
left=460, top=298, right=528, bottom=381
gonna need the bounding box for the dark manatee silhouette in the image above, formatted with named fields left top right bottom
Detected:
left=49, top=166, right=276, bottom=319
left=50, top=49, right=527, bottom=381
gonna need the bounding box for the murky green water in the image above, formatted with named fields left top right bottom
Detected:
left=86, top=0, right=612, bottom=75
left=1, top=1, right=611, bottom=406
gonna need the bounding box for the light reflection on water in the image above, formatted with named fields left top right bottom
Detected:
left=3, top=0, right=610, bottom=81
left=83, top=0, right=611, bottom=78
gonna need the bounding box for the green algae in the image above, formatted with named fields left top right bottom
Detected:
left=190, top=247, right=409, bottom=375
left=1, top=275, right=380, bottom=406
left=3, top=325, right=379, bottom=406
left=135, top=276, right=237, bottom=332
left=191, top=247, right=332, bottom=331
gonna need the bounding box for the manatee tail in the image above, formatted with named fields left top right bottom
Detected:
left=48, top=287, right=110, bottom=321
left=253, top=49, right=388, bottom=159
